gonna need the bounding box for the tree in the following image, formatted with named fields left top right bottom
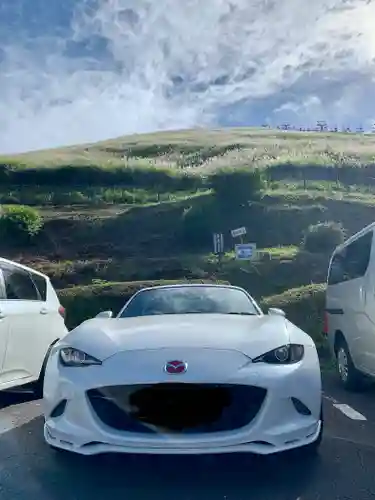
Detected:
left=302, top=221, right=345, bottom=254
left=209, top=168, right=265, bottom=207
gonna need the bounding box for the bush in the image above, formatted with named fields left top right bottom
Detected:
left=59, top=279, right=229, bottom=329
left=208, top=167, right=265, bottom=206
left=302, top=221, right=345, bottom=253
left=0, top=163, right=204, bottom=192
left=181, top=198, right=222, bottom=248
left=260, top=283, right=326, bottom=347
left=0, top=205, right=43, bottom=240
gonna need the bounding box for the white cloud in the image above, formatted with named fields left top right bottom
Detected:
left=1, top=0, right=375, bottom=153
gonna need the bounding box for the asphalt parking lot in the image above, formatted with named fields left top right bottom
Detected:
left=0, top=373, right=374, bottom=500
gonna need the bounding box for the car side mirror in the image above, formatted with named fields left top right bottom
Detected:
left=95, top=310, right=113, bottom=319
left=268, top=307, right=286, bottom=317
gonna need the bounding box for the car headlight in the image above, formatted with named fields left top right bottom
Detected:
left=252, top=344, right=304, bottom=364
left=59, top=347, right=102, bottom=367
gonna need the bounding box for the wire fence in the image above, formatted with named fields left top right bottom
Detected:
left=261, top=122, right=373, bottom=134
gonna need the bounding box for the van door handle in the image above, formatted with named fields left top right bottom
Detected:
left=0, top=311, right=5, bottom=319
left=40, top=308, right=48, bottom=315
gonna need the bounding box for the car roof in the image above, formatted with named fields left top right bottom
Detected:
left=0, top=257, right=48, bottom=279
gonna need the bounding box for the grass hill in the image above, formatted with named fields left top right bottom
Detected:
left=2, top=126, right=375, bottom=353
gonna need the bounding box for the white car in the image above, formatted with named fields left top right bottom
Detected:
left=43, top=283, right=323, bottom=456
left=0, top=257, right=68, bottom=396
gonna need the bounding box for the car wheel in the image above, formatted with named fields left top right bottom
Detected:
left=50, top=444, right=99, bottom=462
left=336, top=339, right=364, bottom=391
left=32, top=345, right=54, bottom=399
left=298, top=404, right=323, bottom=457
left=32, top=370, right=45, bottom=399
left=285, top=405, right=323, bottom=460
left=48, top=445, right=76, bottom=460
left=49, top=445, right=69, bottom=454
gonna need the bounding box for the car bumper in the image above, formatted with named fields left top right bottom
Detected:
left=43, top=346, right=322, bottom=456
left=44, top=421, right=322, bottom=455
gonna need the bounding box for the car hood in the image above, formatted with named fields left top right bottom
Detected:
left=63, top=314, right=291, bottom=361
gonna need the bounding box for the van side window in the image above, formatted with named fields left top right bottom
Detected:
left=328, top=231, right=373, bottom=285
left=0, top=264, right=40, bottom=301
left=345, top=232, right=373, bottom=280
left=328, top=251, right=346, bottom=285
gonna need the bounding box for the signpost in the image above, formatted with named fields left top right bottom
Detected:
left=231, top=227, right=247, bottom=238
left=235, top=243, right=257, bottom=261
left=213, top=233, right=224, bottom=254
left=213, top=228, right=257, bottom=266
left=213, top=233, right=224, bottom=271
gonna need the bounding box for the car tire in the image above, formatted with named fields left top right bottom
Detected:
left=50, top=444, right=98, bottom=462
left=33, top=362, right=47, bottom=399
left=32, top=343, right=56, bottom=399
left=297, top=404, right=323, bottom=458
left=285, top=404, right=323, bottom=461
left=48, top=445, right=76, bottom=460
left=49, top=445, right=71, bottom=454
left=336, top=339, right=364, bottom=391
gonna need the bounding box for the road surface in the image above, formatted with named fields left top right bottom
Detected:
left=0, top=373, right=374, bottom=500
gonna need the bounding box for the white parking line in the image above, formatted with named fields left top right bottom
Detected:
left=0, top=397, right=43, bottom=437
left=323, top=393, right=339, bottom=404
left=0, top=413, right=17, bottom=435
left=333, top=403, right=367, bottom=421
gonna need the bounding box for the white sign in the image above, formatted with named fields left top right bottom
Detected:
left=235, top=243, right=257, bottom=261
left=213, top=233, right=224, bottom=254
left=231, top=227, right=247, bottom=238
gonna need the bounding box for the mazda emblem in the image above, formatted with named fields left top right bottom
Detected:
left=164, top=360, right=188, bottom=374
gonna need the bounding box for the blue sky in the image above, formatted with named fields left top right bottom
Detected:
left=0, top=0, right=374, bottom=153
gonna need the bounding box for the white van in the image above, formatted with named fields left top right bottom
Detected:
left=0, top=257, right=68, bottom=396
left=325, top=222, right=375, bottom=390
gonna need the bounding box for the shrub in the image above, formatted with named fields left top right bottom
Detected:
left=52, top=191, right=88, bottom=205
left=0, top=163, right=204, bottom=192
left=0, top=205, right=43, bottom=240
left=302, top=221, right=345, bottom=253
left=208, top=167, right=265, bottom=206
left=181, top=198, right=221, bottom=248
left=260, top=283, right=326, bottom=347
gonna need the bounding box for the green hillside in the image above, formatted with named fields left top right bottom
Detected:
left=1, top=127, right=374, bottom=351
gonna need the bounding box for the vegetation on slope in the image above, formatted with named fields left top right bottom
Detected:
left=261, top=283, right=326, bottom=347
left=2, top=128, right=375, bottom=193
left=2, top=127, right=374, bottom=350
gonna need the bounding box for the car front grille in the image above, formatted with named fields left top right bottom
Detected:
left=87, top=383, right=267, bottom=434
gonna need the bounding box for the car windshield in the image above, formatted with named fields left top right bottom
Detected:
left=119, top=286, right=260, bottom=318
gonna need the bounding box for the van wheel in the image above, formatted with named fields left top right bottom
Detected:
left=336, top=339, right=363, bottom=391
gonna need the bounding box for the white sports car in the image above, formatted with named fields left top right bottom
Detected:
left=43, top=283, right=323, bottom=456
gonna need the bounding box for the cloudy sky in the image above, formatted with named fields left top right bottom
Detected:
left=0, top=0, right=375, bottom=153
